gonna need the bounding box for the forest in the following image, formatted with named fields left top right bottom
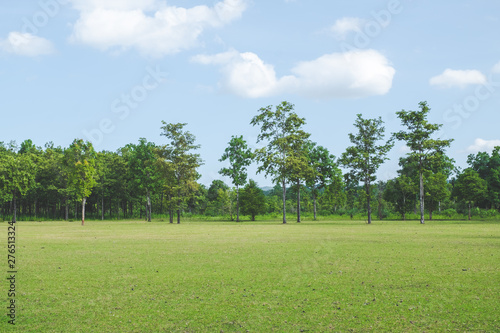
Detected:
left=1, top=101, right=499, bottom=224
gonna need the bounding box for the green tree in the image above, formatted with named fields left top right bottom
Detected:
left=467, top=147, right=500, bottom=210
left=64, top=139, right=97, bottom=225
left=160, top=122, right=203, bottom=223
left=340, top=114, right=394, bottom=224
left=394, top=101, right=453, bottom=224
left=424, top=172, right=449, bottom=220
left=306, top=143, right=341, bottom=220
left=0, top=149, right=36, bottom=222
left=250, top=101, right=310, bottom=224
left=383, top=175, right=416, bottom=220
left=126, top=138, right=159, bottom=222
left=219, top=135, right=253, bottom=222
left=319, top=175, right=346, bottom=214
left=240, top=179, right=267, bottom=221
left=452, top=168, right=487, bottom=220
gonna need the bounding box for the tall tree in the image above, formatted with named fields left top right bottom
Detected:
left=126, top=138, right=159, bottom=222
left=160, top=122, right=203, bottom=223
left=340, top=114, right=393, bottom=224
left=394, top=101, right=453, bottom=224
left=250, top=101, right=310, bottom=224
left=64, top=139, right=97, bottom=226
left=306, top=143, right=341, bottom=220
left=452, top=168, right=487, bottom=220
left=219, top=135, right=253, bottom=222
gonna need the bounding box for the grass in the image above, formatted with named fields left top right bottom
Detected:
left=2, top=219, right=499, bottom=332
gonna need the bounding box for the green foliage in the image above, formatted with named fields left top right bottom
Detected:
left=160, top=122, right=203, bottom=223
left=394, top=101, right=453, bottom=223
left=251, top=101, right=310, bottom=223
left=240, top=179, right=267, bottom=220
left=383, top=175, right=417, bottom=220
left=340, top=114, right=393, bottom=223
left=452, top=168, right=487, bottom=220
left=467, top=146, right=500, bottom=209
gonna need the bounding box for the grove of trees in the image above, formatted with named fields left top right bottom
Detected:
left=1, top=102, right=500, bottom=223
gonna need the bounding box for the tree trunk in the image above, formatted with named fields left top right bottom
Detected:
left=146, top=190, right=151, bottom=222
left=468, top=201, right=471, bottom=220
left=297, top=179, right=301, bottom=223
left=419, top=170, right=425, bottom=224
left=65, top=197, right=69, bottom=221
left=101, top=193, right=104, bottom=220
left=313, top=191, right=317, bottom=221
left=366, top=181, right=371, bottom=224
left=81, top=197, right=86, bottom=226
left=177, top=209, right=180, bottom=224
left=282, top=179, right=287, bottom=224
left=169, top=209, right=173, bottom=223
left=12, top=193, right=17, bottom=223
left=429, top=208, right=433, bottom=220
left=236, top=186, right=240, bottom=222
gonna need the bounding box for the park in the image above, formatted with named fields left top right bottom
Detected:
left=2, top=218, right=498, bottom=332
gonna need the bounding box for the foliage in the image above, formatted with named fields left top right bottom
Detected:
left=240, top=179, right=267, bottom=220
left=251, top=101, right=310, bottom=223
left=340, top=114, right=394, bottom=224
left=394, top=101, right=453, bottom=224
left=452, top=168, right=487, bottom=220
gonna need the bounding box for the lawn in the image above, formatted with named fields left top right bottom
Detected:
left=2, top=220, right=499, bottom=332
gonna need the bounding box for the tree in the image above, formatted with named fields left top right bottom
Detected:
left=240, top=179, right=267, bottom=221
left=206, top=180, right=229, bottom=216
left=251, top=101, right=310, bottom=224
left=64, top=139, right=97, bottom=226
left=394, top=101, right=453, bottom=224
left=452, top=168, right=487, bottom=220
left=219, top=135, right=253, bottom=222
left=424, top=172, right=449, bottom=220
left=160, top=122, right=203, bottom=223
left=126, top=138, right=159, bottom=222
left=340, top=114, right=393, bottom=224
left=467, top=147, right=500, bottom=210
left=306, top=143, right=341, bottom=220
left=383, top=175, right=416, bottom=220
left=319, top=175, right=346, bottom=213
left=0, top=149, right=36, bottom=223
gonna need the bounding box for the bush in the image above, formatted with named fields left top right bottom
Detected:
left=442, top=208, right=457, bottom=218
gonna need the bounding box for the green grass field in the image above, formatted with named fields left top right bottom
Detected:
left=3, top=220, right=499, bottom=332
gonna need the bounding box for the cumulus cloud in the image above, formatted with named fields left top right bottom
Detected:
left=0, top=32, right=54, bottom=57
left=465, top=138, right=500, bottom=154
left=330, top=17, right=364, bottom=40
left=192, top=49, right=395, bottom=99
left=429, top=69, right=487, bottom=88
left=69, top=0, right=247, bottom=57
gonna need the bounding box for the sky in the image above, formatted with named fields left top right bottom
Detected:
left=1, top=0, right=500, bottom=187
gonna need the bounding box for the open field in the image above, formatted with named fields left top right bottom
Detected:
left=2, top=220, right=499, bottom=332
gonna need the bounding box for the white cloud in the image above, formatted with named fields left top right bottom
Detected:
left=493, top=61, right=500, bottom=73
left=0, top=32, right=54, bottom=57
left=465, top=138, right=500, bottom=154
left=330, top=17, right=364, bottom=40
left=69, top=0, right=247, bottom=57
left=193, top=49, right=395, bottom=99
left=429, top=69, right=487, bottom=88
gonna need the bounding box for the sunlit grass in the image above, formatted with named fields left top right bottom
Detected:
left=2, top=220, right=499, bottom=332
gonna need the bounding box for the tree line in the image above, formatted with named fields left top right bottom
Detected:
left=1, top=101, right=499, bottom=224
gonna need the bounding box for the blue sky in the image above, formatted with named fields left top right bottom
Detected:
left=1, top=0, right=500, bottom=186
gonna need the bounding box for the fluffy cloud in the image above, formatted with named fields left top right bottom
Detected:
left=330, top=17, right=364, bottom=40
left=193, top=49, right=395, bottom=99
left=465, top=138, right=500, bottom=154
left=69, top=0, right=247, bottom=57
left=0, top=32, right=54, bottom=57
left=429, top=69, right=487, bottom=88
